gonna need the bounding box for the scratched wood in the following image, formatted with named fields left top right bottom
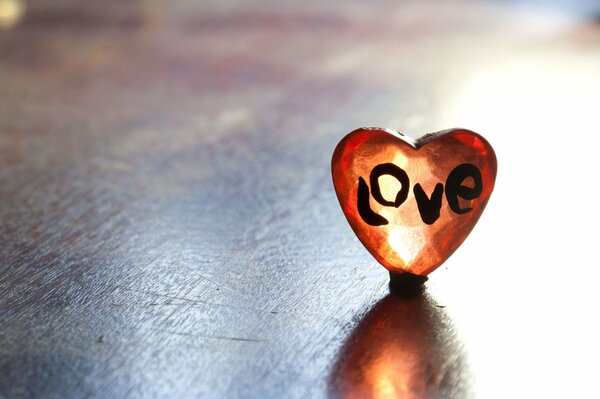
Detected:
left=2, top=1, right=600, bottom=398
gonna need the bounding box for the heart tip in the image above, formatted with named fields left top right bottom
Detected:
left=388, top=272, right=428, bottom=297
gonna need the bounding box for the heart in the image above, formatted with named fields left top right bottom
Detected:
left=331, top=127, right=497, bottom=276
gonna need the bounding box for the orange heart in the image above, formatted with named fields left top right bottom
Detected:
left=332, top=128, right=497, bottom=276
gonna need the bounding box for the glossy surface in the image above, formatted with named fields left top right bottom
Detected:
left=329, top=293, right=471, bottom=399
left=332, top=128, right=496, bottom=275
left=1, top=1, right=600, bottom=398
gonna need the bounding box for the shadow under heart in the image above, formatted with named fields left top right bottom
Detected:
left=328, top=291, right=473, bottom=399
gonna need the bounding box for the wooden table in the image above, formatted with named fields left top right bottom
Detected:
left=2, top=1, right=600, bottom=397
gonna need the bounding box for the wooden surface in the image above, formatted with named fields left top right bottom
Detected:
left=1, top=1, right=600, bottom=398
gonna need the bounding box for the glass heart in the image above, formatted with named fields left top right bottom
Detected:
left=331, top=128, right=497, bottom=276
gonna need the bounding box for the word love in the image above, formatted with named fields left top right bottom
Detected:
left=332, top=127, right=497, bottom=276
left=357, top=162, right=482, bottom=226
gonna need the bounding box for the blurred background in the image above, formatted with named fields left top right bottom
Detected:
left=1, top=0, right=600, bottom=398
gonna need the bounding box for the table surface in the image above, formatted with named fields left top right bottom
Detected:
left=2, top=0, right=600, bottom=398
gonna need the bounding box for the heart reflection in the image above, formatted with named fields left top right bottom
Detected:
left=328, top=292, right=472, bottom=399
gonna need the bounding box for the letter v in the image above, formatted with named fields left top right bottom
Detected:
left=413, top=183, right=444, bottom=225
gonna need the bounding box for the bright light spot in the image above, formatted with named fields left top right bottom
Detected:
left=440, top=55, right=600, bottom=141
left=372, top=361, right=399, bottom=399
left=378, top=174, right=402, bottom=203
left=0, top=0, right=25, bottom=29
left=387, top=227, right=425, bottom=265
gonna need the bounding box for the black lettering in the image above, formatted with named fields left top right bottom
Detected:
left=357, top=177, right=388, bottom=226
left=369, top=163, right=409, bottom=207
left=445, top=163, right=482, bottom=214
left=413, top=183, right=444, bottom=225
